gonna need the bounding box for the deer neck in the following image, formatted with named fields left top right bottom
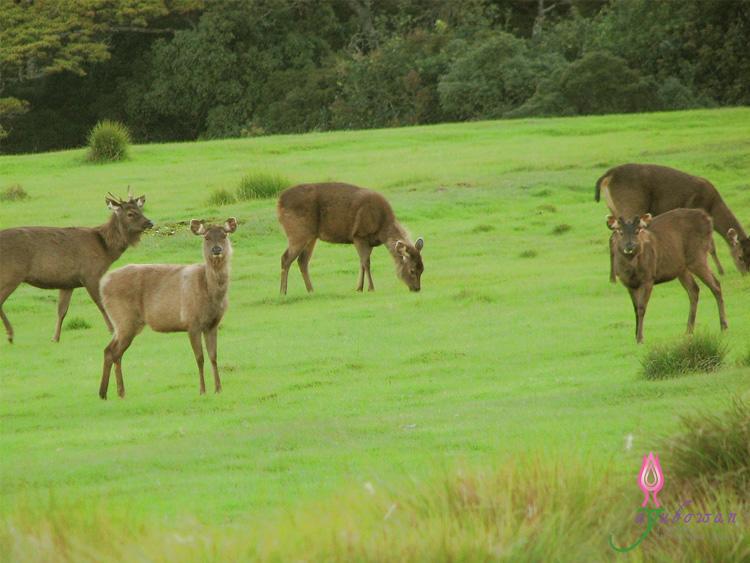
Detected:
left=97, top=215, right=131, bottom=259
left=712, top=200, right=748, bottom=242
left=205, top=259, right=230, bottom=299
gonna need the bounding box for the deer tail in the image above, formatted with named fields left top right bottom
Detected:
left=595, top=173, right=611, bottom=202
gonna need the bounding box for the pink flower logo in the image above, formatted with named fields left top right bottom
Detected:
left=638, top=452, right=664, bottom=508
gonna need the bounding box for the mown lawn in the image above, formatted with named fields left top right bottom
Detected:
left=1, top=108, right=749, bottom=560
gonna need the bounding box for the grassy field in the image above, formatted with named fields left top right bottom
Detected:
left=1, top=108, right=749, bottom=560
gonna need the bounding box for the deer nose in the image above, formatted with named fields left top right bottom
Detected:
left=212, top=246, right=223, bottom=255
left=145, top=220, right=154, bottom=229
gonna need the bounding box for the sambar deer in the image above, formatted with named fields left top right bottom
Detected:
left=277, top=183, right=424, bottom=294
left=98, top=218, right=237, bottom=399
left=0, top=192, right=152, bottom=344
left=596, top=163, right=750, bottom=281
left=607, top=209, right=727, bottom=343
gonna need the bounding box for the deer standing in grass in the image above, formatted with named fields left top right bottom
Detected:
left=277, top=183, right=424, bottom=294
left=607, top=209, right=727, bottom=344
left=596, top=163, right=750, bottom=281
left=98, top=218, right=237, bottom=399
left=0, top=193, right=152, bottom=344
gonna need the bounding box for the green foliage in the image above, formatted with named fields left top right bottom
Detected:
left=641, top=333, right=727, bottom=380
left=236, top=172, right=291, bottom=201
left=206, top=188, right=235, bottom=206
left=0, top=183, right=27, bottom=201
left=0, top=97, right=29, bottom=142
left=65, top=317, right=91, bottom=331
left=664, top=396, right=750, bottom=495
left=87, top=120, right=131, bottom=162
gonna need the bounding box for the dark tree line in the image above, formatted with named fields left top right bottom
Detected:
left=1, top=0, right=748, bottom=154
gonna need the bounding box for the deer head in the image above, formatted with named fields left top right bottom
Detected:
left=394, top=237, right=424, bottom=292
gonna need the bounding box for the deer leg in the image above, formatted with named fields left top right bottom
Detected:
left=629, top=284, right=652, bottom=344
left=709, top=240, right=725, bottom=275
left=354, top=238, right=374, bottom=292
left=52, top=289, right=73, bottom=342
left=297, top=239, right=317, bottom=293
left=0, top=280, right=21, bottom=344
left=112, top=334, right=134, bottom=399
left=691, top=264, right=728, bottom=331
left=677, top=272, right=700, bottom=334
left=100, top=337, right=118, bottom=399
left=84, top=281, right=114, bottom=333
left=188, top=330, right=206, bottom=395
left=609, top=233, right=617, bottom=283
left=204, top=327, right=221, bottom=393
left=280, top=242, right=306, bottom=295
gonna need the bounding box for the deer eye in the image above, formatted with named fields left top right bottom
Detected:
left=127, top=211, right=135, bottom=218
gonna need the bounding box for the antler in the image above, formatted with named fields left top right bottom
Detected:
left=106, top=192, right=126, bottom=204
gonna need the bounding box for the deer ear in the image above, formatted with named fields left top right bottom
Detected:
left=395, top=240, right=409, bottom=258
left=727, top=228, right=739, bottom=245
left=606, top=215, right=619, bottom=230
left=224, top=217, right=238, bottom=233
left=106, top=198, right=121, bottom=212
left=190, top=219, right=206, bottom=235
left=639, top=213, right=653, bottom=228
left=415, top=237, right=424, bottom=251
left=135, top=195, right=146, bottom=208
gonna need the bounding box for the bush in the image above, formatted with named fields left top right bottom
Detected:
left=663, top=396, right=750, bottom=495
left=0, top=184, right=28, bottom=202
left=87, top=120, right=131, bottom=162
left=206, top=188, right=236, bottom=207
left=641, top=333, right=726, bottom=380
left=65, top=317, right=91, bottom=330
left=236, top=172, right=291, bottom=200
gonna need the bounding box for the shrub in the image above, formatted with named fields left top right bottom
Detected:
left=65, top=317, right=91, bottom=330
left=663, top=396, right=750, bottom=495
left=0, top=184, right=28, bottom=201
left=206, top=188, right=236, bottom=207
left=641, top=333, right=726, bottom=380
left=236, top=172, right=291, bottom=200
left=87, top=120, right=131, bottom=162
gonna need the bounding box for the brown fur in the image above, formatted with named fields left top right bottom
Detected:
left=596, top=163, right=749, bottom=280
left=607, top=209, right=727, bottom=343
left=98, top=218, right=237, bottom=399
left=277, top=183, right=424, bottom=293
left=0, top=193, right=152, bottom=344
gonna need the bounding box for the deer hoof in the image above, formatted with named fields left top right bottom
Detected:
left=215, top=386, right=222, bottom=394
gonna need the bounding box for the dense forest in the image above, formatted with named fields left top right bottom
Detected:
left=1, top=0, right=748, bottom=154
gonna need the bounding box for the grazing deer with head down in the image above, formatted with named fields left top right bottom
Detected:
left=277, top=182, right=424, bottom=294
left=0, top=192, right=152, bottom=344
left=98, top=218, right=237, bottom=399
left=596, top=163, right=750, bottom=281
left=607, top=208, right=727, bottom=344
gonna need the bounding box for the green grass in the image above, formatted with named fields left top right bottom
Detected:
left=1, top=108, right=750, bottom=560
left=641, top=333, right=728, bottom=380
left=0, top=183, right=28, bottom=201
left=236, top=171, right=291, bottom=200
left=86, top=120, right=131, bottom=163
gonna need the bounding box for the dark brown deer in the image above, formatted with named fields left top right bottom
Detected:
left=98, top=218, right=237, bottom=399
left=596, top=163, right=750, bottom=281
left=277, top=183, right=424, bottom=294
left=607, top=209, right=727, bottom=343
left=0, top=192, right=152, bottom=344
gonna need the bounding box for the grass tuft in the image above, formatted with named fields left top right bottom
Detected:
left=519, top=249, right=538, bottom=258
left=65, top=317, right=91, bottom=331
left=663, top=396, right=750, bottom=495
left=206, top=188, right=236, bottom=207
left=641, top=333, right=726, bottom=380
left=0, top=183, right=28, bottom=201
left=87, top=120, right=131, bottom=162
left=236, top=171, right=291, bottom=200
left=551, top=223, right=572, bottom=235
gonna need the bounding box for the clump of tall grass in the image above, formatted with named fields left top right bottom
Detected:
left=65, top=317, right=91, bottom=330
left=0, top=183, right=28, bottom=201
left=206, top=188, right=236, bottom=207
left=662, top=396, right=750, bottom=495
left=236, top=171, right=291, bottom=200
left=551, top=223, right=572, bottom=235
left=641, top=333, right=726, bottom=380
left=87, top=120, right=131, bottom=162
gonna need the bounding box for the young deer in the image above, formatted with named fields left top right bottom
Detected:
left=607, top=209, right=727, bottom=343
left=0, top=192, right=152, bottom=344
left=596, top=163, right=750, bottom=281
left=277, top=183, right=424, bottom=294
left=98, top=218, right=237, bottom=399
